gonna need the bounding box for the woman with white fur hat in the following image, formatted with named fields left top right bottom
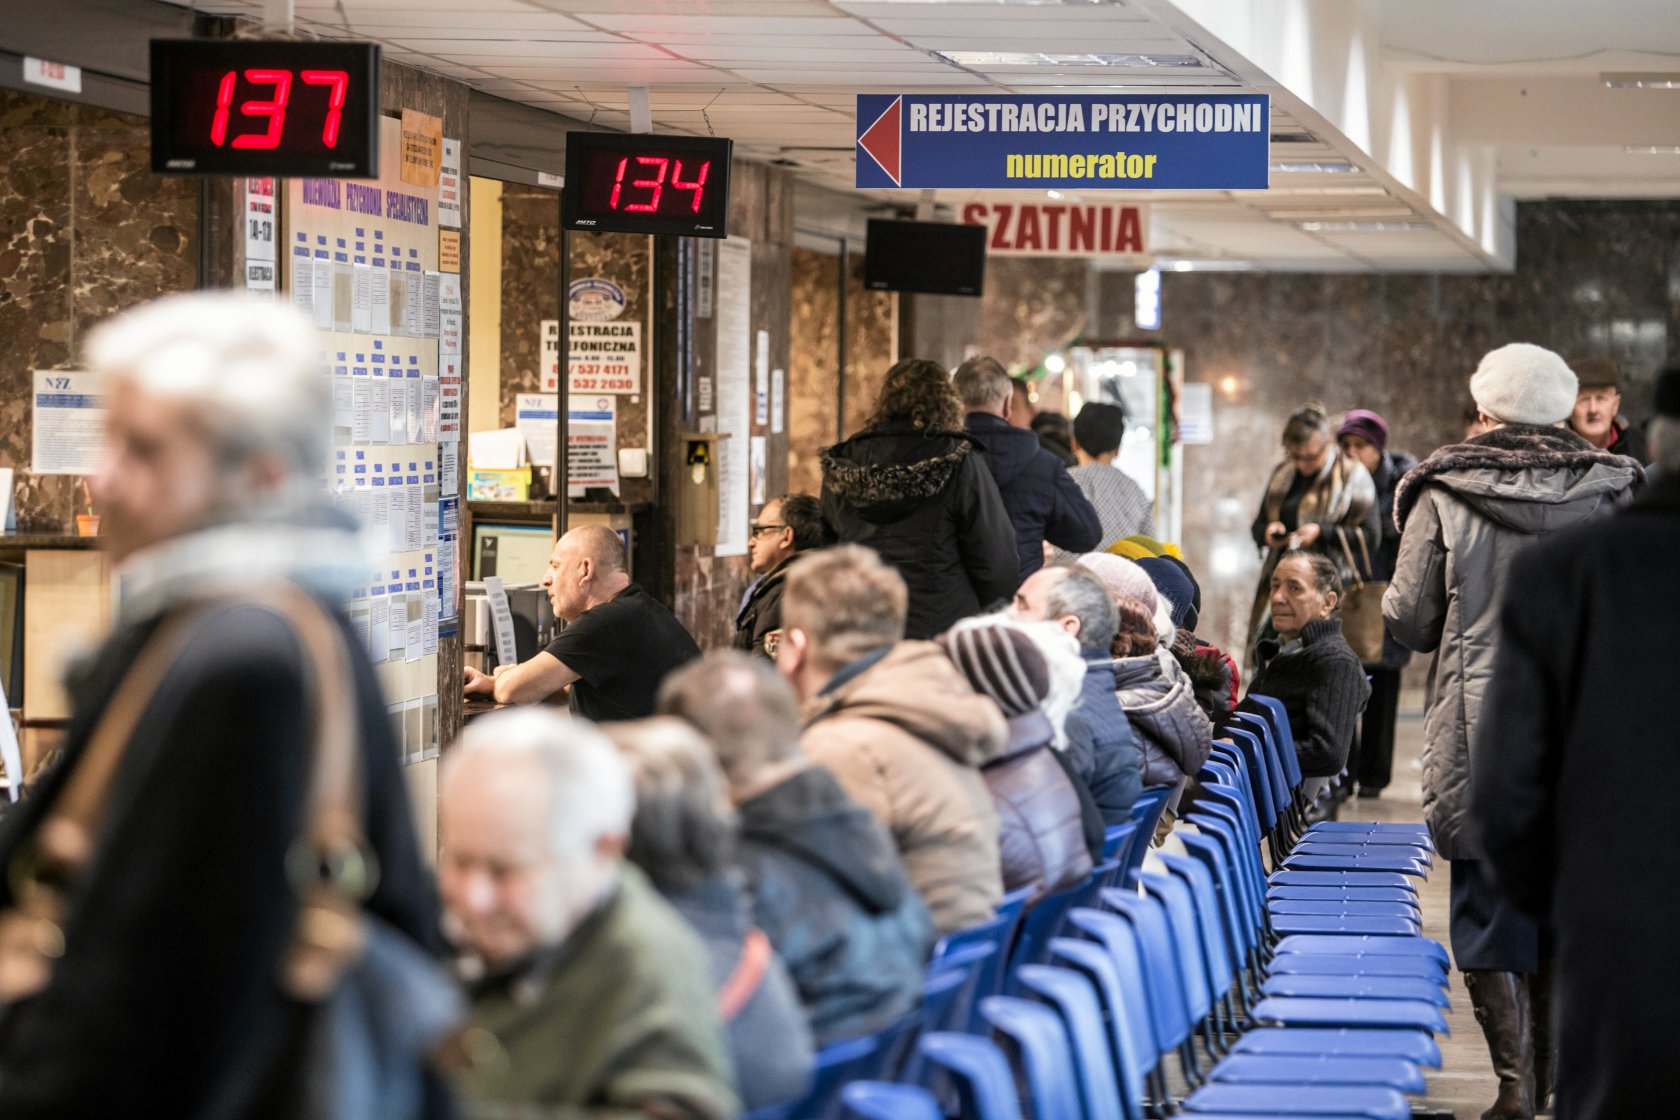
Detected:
left=1383, top=341, right=1643, bottom=1120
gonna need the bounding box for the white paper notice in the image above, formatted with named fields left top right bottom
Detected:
left=370, top=269, right=392, bottom=335
left=405, top=271, right=425, bottom=337
left=712, top=237, right=753, bottom=556
left=1178, top=382, right=1215, bottom=445
left=772, top=368, right=785, bottom=435
left=333, top=263, right=354, bottom=331
left=369, top=369, right=391, bottom=444
left=439, top=137, right=463, bottom=229
left=750, top=434, right=767, bottom=505
left=516, top=394, right=559, bottom=468
left=482, top=576, right=520, bottom=669
left=568, top=396, right=619, bottom=498
left=352, top=265, right=373, bottom=332
left=31, top=370, right=105, bottom=475
left=244, top=178, right=276, bottom=263
left=368, top=596, right=390, bottom=664
left=755, top=329, right=770, bottom=426
left=408, top=376, right=425, bottom=444
left=290, top=257, right=314, bottom=318
left=351, top=372, right=373, bottom=444
left=438, top=273, right=462, bottom=313
left=312, top=260, right=334, bottom=331
left=440, top=311, right=462, bottom=357
left=423, top=272, right=442, bottom=337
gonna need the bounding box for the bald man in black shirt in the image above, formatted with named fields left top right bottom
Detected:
left=464, top=524, right=700, bottom=720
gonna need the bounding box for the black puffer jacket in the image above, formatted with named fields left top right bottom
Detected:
left=820, top=422, right=1019, bottom=639
left=734, top=766, right=934, bottom=1046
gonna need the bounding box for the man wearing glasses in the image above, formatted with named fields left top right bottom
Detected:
left=735, top=493, right=827, bottom=659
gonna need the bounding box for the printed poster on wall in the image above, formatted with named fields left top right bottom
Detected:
left=568, top=396, right=620, bottom=498
left=31, top=370, right=104, bottom=475
left=712, top=237, right=752, bottom=557
left=540, top=319, right=560, bottom=393
left=570, top=321, right=641, bottom=395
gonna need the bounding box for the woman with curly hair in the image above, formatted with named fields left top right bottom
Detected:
left=820, top=358, right=1018, bottom=638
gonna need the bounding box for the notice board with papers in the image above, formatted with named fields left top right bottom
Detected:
left=284, top=113, right=463, bottom=767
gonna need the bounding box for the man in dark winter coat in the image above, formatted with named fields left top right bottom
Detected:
left=1009, top=565, right=1143, bottom=823
left=1384, top=342, right=1643, bottom=1120
left=956, top=356, right=1101, bottom=579
left=822, top=359, right=1019, bottom=639
left=1472, top=368, right=1680, bottom=1120
left=659, top=653, right=934, bottom=1046
left=0, top=294, right=448, bottom=1118
left=734, top=493, right=826, bottom=658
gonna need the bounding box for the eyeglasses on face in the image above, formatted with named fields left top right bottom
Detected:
left=749, top=523, right=788, bottom=536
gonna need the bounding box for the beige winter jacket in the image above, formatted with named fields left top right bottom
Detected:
left=801, top=641, right=1007, bottom=934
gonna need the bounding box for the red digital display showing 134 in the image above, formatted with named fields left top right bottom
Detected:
left=563, top=132, right=733, bottom=239
left=151, top=40, right=380, bottom=177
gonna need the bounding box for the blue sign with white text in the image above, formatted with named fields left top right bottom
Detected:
left=856, top=94, right=1269, bottom=190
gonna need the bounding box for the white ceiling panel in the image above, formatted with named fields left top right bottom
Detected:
left=575, top=15, right=874, bottom=34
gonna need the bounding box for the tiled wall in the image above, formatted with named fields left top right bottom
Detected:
left=0, top=89, right=198, bottom=532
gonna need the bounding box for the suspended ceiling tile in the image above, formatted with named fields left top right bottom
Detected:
left=573, top=15, right=874, bottom=34
left=670, top=46, right=941, bottom=63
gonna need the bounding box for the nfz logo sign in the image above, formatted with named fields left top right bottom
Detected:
left=43, top=376, right=71, bottom=390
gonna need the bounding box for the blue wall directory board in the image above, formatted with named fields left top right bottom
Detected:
left=857, top=93, right=1269, bottom=191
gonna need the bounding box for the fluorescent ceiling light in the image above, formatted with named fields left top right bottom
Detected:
left=1296, top=221, right=1434, bottom=233
left=1601, top=72, right=1680, bottom=89
left=1624, top=145, right=1680, bottom=155
left=938, top=51, right=1204, bottom=68
left=1270, top=160, right=1359, bottom=174
left=1263, top=207, right=1415, bottom=221
left=1234, top=185, right=1388, bottom=197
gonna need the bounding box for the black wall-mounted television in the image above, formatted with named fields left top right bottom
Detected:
left=864, top=219, right=986, bottom=297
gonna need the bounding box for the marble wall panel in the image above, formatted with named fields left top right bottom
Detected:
left=0, top=89, right=197, bottom=532
left=497, top=185, right=560, bottom=428
left=787, top=247, right=899, bottom=497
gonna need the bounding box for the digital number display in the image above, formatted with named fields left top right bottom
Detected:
left=563, top=132, right=732, bottom=239
left=150, top=40, right=380, bottom=177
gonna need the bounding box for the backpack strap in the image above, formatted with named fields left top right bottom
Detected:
left=714, top=927, right=772, bottom=1023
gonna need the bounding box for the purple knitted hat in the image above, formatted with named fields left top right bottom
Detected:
left=1337, top=409, right=1389, bottom=454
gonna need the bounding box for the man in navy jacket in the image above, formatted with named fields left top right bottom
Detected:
left=956, top=356, right=1101, bottom=579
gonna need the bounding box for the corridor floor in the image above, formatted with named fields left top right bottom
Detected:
left=1341, top=710, right=1522, bottom=1119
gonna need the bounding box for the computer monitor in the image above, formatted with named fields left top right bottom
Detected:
left=472, top=522, right=554, bottom=584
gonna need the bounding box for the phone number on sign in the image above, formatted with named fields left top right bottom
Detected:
left=570, top=375, right=638, bottom=392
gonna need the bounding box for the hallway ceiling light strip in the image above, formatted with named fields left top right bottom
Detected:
left=935, top=51, right=1205, bottom=68
left=1295, top=221, right=1434, bottom=233
left=1601, top=72, right=1680, bottom=88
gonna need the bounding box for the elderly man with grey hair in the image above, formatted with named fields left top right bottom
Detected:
left=658, top=652, right=933, bottom=1045
left=0, top=293, right=446, bottom=1115
left=442, top=708, right=737, bottom=1119
left=1008, top=564, right=1144, bottom=823
left=955, top=355, right=1100, bottom=578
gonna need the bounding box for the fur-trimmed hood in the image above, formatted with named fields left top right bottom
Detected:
left=820, top=422, right=980, bottom=523
left=1395, top=423, right=1642, bottom=533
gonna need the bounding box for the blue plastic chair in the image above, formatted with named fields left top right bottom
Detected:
left=838, top=1082, right=943, bottom=1120
left=1229, top=1027, right=1441, bottom=1068
left=753, top=1034, right=878, bottom=1120
left=980, top=996, right=1085, bottom=1120
left=1267, top=953, right=1448, bottom=983
left=932, top=914, right=1012, bottom=1016
left=1259, top=973, right=1450, bottom=1008
left=995, top=885, right=1035, bottom=926
left=1007, top=877, right=1084, bottom=971
left=1274, top=934, right=1451, bottom=968
left=1124, top=786, right=1174, bottom=886
left=1103, top=819, right=1138, bottom=861
left=1050, top=932, right=1154, bottom=1117
left=1207, top=1054, right=1426, bottom=1094
left=1015, top=964, right=1125, bottom=1120
left=1181, top=1082, right=1411, bottom=1118
left=1249, top=996, right=1450, bottom=1034
left=914, top=1033, right=1025, bottom=1120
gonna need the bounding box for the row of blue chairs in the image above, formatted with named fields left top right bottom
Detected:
left=754, top=696, right=1446, bottom=1120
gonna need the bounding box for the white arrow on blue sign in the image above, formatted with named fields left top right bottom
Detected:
left=857, top=93, right=1270, bottom=191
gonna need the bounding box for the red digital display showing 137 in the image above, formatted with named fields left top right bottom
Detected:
left=151, top=40, right=380, bottom=177
left=564, top=132, right=733, bottom=239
